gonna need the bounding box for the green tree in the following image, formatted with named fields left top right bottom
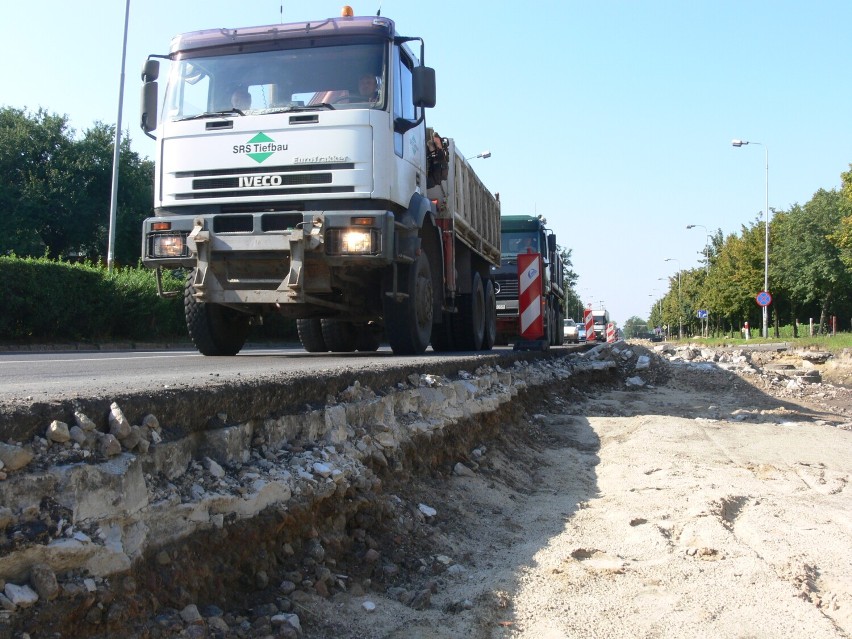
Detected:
left=623, top=315, right=649, bottom=338
left=0, top=107, right=153, bottom=263
left=0, top=107, right=75, bottom=256
left=829, top=166, right=852, bottom=271
left=558, top=246, right=580, bottom=317
left=775, top=189, right=852, bottom=332
left=700, top=223, right=764, bottom=332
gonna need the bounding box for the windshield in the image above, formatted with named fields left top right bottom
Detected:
left=501, top=232, right=539, bottom=256
left=163, top=42, right=387, bottom=120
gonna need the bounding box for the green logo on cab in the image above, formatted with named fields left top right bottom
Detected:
left=233, top=132, right=289, bottom=164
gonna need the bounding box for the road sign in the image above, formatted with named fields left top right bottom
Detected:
left=696, top=310, right=708, bottom=319
left=756, top=291, right=772, bottom=307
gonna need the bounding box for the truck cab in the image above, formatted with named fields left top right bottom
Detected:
left=138, top=9, right=499, bottom=357
left=492, top=215, right=565, bottom=346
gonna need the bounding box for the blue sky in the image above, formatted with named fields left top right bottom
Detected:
left=4, top=1, right=851, bottom=325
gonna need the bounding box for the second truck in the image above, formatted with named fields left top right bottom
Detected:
left=138, top=7, right=500, bottom=356
left=492, top=214, right=566, bottom=346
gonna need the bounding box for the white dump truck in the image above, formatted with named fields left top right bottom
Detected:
left=139, top=8, right=500, bottom=356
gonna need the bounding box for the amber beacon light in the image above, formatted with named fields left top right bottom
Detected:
left=341, top=6, right=355, bottom=17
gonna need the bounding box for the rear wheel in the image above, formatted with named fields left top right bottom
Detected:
left=556, top=306, right=565, bottom=345
left=482, top=279, right=496, bottom=350
left=453, top=272, right=485, bottom=351
left=548, top=304, right=557, bottom=345
left=297, top=319, right=327, bottom=352
left=383, top=253, right=433, bottom=355
left=321, top=319, right=357, bottom=352
left=184, top=273, right=250, bottom=356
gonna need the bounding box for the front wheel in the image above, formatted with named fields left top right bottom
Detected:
left=184, top=274, right=250, bottom=356
left=383, top=253, right=433, bottom=355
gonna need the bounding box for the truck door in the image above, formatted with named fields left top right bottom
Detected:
left=392, top=45, right=424, bottom=189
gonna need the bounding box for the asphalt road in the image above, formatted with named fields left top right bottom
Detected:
left=0, top=344, right=583, bottom=441
left=0, top=344, right=524, bottom=404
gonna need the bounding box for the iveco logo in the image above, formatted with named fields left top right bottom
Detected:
left=233, top=132, right=288, bottom=164
left=239, top=175, right=284, bottom=187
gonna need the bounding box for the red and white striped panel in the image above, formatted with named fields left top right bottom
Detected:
left=518, top=252, right=543, bottom=340
left=606, top=322, right=616, bottom=343
left=584, top=309, right=595, bottom=342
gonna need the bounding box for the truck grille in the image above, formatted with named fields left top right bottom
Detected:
left=193, top=173, right=331, bottom=191
left=173, top=162, right=356, bottom=200
left=494, top=277, right=518, bottom=298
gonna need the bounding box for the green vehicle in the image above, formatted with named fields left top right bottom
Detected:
left=491, top=215, right=565, bottom=346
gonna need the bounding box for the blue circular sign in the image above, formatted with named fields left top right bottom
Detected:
left=756, top=291, right=772, bottom=307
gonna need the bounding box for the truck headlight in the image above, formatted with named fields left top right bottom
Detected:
left=326, top=228, right=380, bottom=255
left=342, top=230, right=372, bottom=253
left=150, top=233, right=189, bottom=258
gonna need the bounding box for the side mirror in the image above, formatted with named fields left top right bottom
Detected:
left=412, top=66, right=436, bottom=109
left=547, top=234, right=557, bottom=253
left=141, top=59, right=159, bottom=82
left=141, top=81, right=158, bottom=137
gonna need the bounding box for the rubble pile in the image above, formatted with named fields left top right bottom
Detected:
left=653, top=343, right=852, bottom=419
left=0, top=350, right=621, bottom=637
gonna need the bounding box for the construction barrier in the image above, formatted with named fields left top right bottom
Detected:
left=518, top=252, right=543, bottom=341
left=584, top=309, right=595, bottom=342
left=606, top=322, right=616, bottom=343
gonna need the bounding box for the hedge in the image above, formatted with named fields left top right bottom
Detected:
left=0, top=256, right=187, bottom=342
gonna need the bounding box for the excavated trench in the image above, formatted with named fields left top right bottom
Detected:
left=2, top=375, right=609, bottom=639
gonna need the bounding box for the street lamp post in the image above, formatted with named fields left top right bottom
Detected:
left=664, top=258, right=682, bottom=339
left=732, top=139, right=769, bottom=338
left=686, top=224, right=710, bottom=273
left=656, top=278, right=669, bottom=338
left=107, top=0, right=131, bottom=272
left=649, top=293, right=662, bottom=326
left=686, top=224, right=711, bottom=336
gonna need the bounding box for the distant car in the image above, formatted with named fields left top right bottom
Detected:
left=577, top=324, right=587, bottom=342
left=563, top=318, right=579, bottom=343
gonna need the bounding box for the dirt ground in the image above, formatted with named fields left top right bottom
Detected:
left=300, top=352, right=852, bottom=638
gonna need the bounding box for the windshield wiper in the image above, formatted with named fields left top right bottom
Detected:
left=178, top=108, right=245, bottom=121
left=266, top=103, right=336, bottom=113
left=287, top=103, right=336, bottom=112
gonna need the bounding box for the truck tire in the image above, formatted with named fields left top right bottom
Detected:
left=383, top=252, right=433, bottom=355
left=297, top=319, right=327, bottom=352
left=556, top=307, right=565, bottom=345
left=453, top=272, right=485, bottom=351
left=553, top=304, right=560, bottom=345
left=482, top=279, right=496, bottom=350
left=321, top=319, right=357, bottom=352
left=184, top=275, right=250, bottom=356
left=547, top=302, right=556, bottom=346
